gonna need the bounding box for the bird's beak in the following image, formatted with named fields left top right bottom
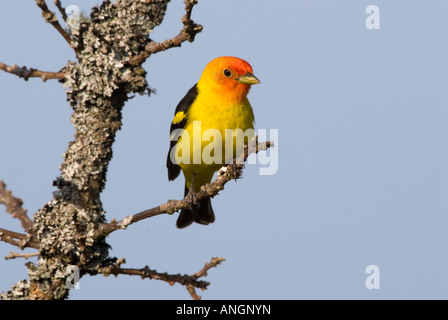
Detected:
left=237, top=72, right=261, bottom=85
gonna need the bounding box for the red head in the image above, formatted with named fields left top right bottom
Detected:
left=197, top=56, right=260, bottom=102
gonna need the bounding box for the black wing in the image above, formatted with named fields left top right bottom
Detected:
left=167, top=84, right=198, bottom=181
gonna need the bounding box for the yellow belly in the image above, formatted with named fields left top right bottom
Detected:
left=175, top=96, right=255, bottom=191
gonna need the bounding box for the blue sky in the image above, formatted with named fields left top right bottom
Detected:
left=1, top=0, right=447, bottom=299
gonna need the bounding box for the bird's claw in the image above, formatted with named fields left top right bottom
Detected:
left=229, top=160, right=243, bottom=181
left=186, top=175, right=198, bottom=210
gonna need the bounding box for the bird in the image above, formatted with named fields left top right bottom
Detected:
left=167, top=56, right=260, bottom=228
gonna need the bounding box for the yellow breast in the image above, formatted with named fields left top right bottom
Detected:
left=175, top=93, right=255, bottom=171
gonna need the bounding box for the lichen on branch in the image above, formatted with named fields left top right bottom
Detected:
left=0, top=0, right=219, bottom=300
left=17, top=0, right=174, bottom=300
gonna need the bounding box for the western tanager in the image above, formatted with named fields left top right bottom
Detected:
left=167, top=56, right=260, bottom=228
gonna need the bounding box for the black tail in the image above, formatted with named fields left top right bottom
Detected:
left=176, top=186, right=215, bottom=229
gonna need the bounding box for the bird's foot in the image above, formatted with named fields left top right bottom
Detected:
left=228, top=159, right=243, bottom=181
left=186, top=174, right=198, bottom=210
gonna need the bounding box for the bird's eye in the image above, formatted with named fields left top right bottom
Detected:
left=223, top=69, right=232, bottom=77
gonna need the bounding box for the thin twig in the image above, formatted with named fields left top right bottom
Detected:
left=0, top=228, right=39, bottom=249
left=0, top=61, right=65, bottom=82
left=192, top=257, right=225, bottom=279
left=101, top=257, right=225, bottom=300
left=103, top=265, right=210, bottom=289
left=5, top=251, right=39, bottom=260
left=54, top=0, right=68, bottom=21
left=35, top=0, right=72, bottom=45
left=188, top=257, right=226, bottom=300
left=95, top=138, right=273, bottom=238
left=0, top=180, right=34, bottom=230
left=129, top=0, right=203, bottom=65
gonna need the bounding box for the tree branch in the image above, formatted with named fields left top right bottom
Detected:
left=101, top=257, right=225, bottom=300
left=0, top=180, right=34, bottom=230
left=53, top=0, right=67, bottom=22
left=95, top=138, right=273, bottom=238
left=5, top=251, right=39, bottom=260
left=0, top=61, right=65, bottom=82
left=187, top=256, right=226, bottom=299
left=0, top=228, right=39, bottom=250
left=35, top=0, right=72, bottom=45
left=129, top=0, right=203, bottom=65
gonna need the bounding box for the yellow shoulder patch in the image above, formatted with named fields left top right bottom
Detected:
left=172, top=111, right=186, bottom=125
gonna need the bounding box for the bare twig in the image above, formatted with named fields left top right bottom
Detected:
left=0, top=180, right=33, bottom=230
left=130, top=0, right=203, bottom=65
left=103, top=265, right=209, bottom=289
left=101, top=257, right=225, bottom=300
left=0, top=61, right=65, bottom=82
left=35, top=0, right=72, bottom=45
left=192, top=257, right=225, bottom=279
left=188, top=257, right=226, bottom=300
left=95, top=138, right=273, bottom=238
left=54, top=0, right=68, bottom=21
left=5, top=251, right=39, bottom=260
left=0, top=228, right=39, bottom=249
